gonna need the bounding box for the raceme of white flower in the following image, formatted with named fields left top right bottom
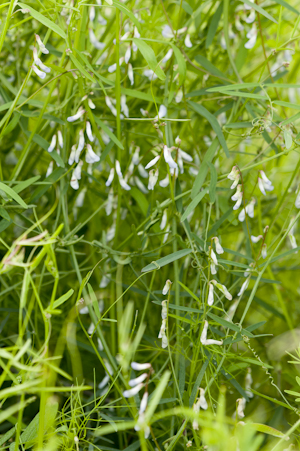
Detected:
left=128, top=373, right=148, bottom=387
left=32, top=64, right=47, bottom=80
left=200, top=320, right=223, bottom=346
left=213, top=237, right=224, bottom=254
left=237, top=398, right=246, bottom=418
left=163, top=145, right=178, bottom=169
left=231, top=184, right=243, bottom=210
left=106, top=168, right=115, bottom=187
left=35, top=34, right=49, bottom=54
left=208, top=282, right=214, bottom=306
left=123, top=383, right=144, bottom=398
left=128, top=63, right=134, bottom=85
left=227, top=166, right=240, bottom=189
left=185, top=34, right=193, bottom=48
left=86, top=121, right=94, bottom=142
left=47, top=134, right=56, bottom=153
left=85, top=144, right=100, bottom=164
left=244, top=24, right=257, bottom=49
left=33, top=47, right=50, bottom=73
left=145, top=155, right=160, bottom=170
left=162, top=280, right=172, bottom=296
left=159, top=175, right=169, bottom=188
left=258, top=170, right=274, bottom=196
left=67, top=107, right=85, bottom=122
left=192, top=388, right=208, bottom=430
left=131, top=362, right=152, bottom=371
left=261, top=243, right=267, bottom=259
left=158, top=318, right=168, bottom=348
left=211, top=280, right=233, bottom=300
left=245, top=368, right=254, bottom=398
left=199, top=388, right=208, bottom=410
left=237, top=278, right=250, bottom=296
left=161, top=300, right=167, bottom=320
left=238, top=197, right=256, bottom=222
left=89, top=28, right=105, bottom=49
left=251, top=235, right=263, bottom=243
left=148, top=169, right=159, bottom=190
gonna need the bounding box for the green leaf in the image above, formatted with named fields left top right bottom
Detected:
left=189, top=359, right=210, bottom=406
left=141, top=249, right=192, bottom=272
left=191, top=138, right=219, bottom=198
left=207, top=83, right=261, bottom=92
left=52, top=289, right=74, bottom=310
left=284, top=130, right=293, bottom=149
left=18, top=3, right=67, bottom=39
left=240, top=0, right=278, bottom=23
left=246, top=423, right=287, bottom=438
left=208, top=162, right=217, bottom=203
left=195, top=55, right=225, bottom=80
left=112, top=0, right=141, bottom=32
left=0, top=182, right=28, bottom=208
left=272, top=0, right=299, bottom=15
left=178, top=280, right=200, bottom=303
left=206, top=1, right=223, bottom=49
left=30, top=168, right=65, bottom=203
left=188, top=101, right=229, bottom=158
left=152, top=300, right=203, bottom=315
left=145, top=371, right=170, bottom=420
left=170, top=44, right=186, bottom=86
left=13, top=176, right=40, bottom=194
left=132, top=38, right=166, bottom=81
left=69, top=54, right=96, bottom=84
left=207, top=312, right=254, bottom=337
left=218, top=90, right=268, bottom=99
left=181, top=188, right=208, bottom=222
left=0, top=206, right=11, bottom=221
left=99, top=140, right=114, bottom=165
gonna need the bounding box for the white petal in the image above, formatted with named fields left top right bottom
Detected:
left=123, top=383, right=144, bottom=398
left=158, top=105, right=167, bottom=119
left=128, top=373, right=148, bottom=387
left=145, top=155, right=160, bottom=169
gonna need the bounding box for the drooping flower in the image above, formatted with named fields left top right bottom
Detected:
left=67, top=107, right=85, bottom=123
left=159, top=175, right=169, bottom=188
left=244, top=24, right=257, bottom=49
left=86, top=121, right=94, bottom=142
left=163, top=145, right=177, bottom=169
left=261, top=243, right=267, bottom=259
left=131, top=362, right=152, bottom=371
left=158, top=104, right=167, bottom=119
left=123, top=383, right=144, bottom=398
left=200, top=320, right=223, bottom=346
left=185, top=34, right=193, bottom=48
left=85, top=144, right=100, bottom=164
left=245, top=368, right=254, bottom=398
left=238, top=198, right=256, bottom=222
left=231, top=184, right=243, bottom=210
left=237, top=398, right=246, bottom=418
left=128, top=373, right=148, bottom=387
left=121, top=95, right=129, bottom=118
left=35, top=34, right=49, bottom=54
left=145, top=155, right=160, bottom=170
left=32, top=64, right=46, bottom=80
left=158, top=318, right=168, bottom=348
left=213, top=237, right=224, bottom=254
left=160, top=210, right=167, bottom=230
left=211, top=280, right=232, bottom=300
left=33, top=47, right=50, bottom=73
left=106, top=168, right=115, bottom=187
left=148, top=169, right=159, bottom=190
left=237, top=278, right=250, bottom=296
left=161, top=300, right=168, bottom=319
left=105, top=96, right=117, bottom=117
left=47, top=134, right=56, bottom=153
left=208, top=283, right=214, bottom=306
left=227, top=166, right=240, bottom=189
left=162, top=279, right=172, bottom=295
left=128, top=63, right=134, bottom=85
left=258, top=170, right=274, bottom=196
left=251, top=235, right=262, bottom=243
left=162, top=25, right=174, bottom=38
left=57, top=130, right=63, bottom=148
left=46, top=161, right=53, bottom=177
left=162, top=48, right=173, bottom=63
left=288, top=217, right=298, bottom=250
left=89, top=28, right=105, bottom=49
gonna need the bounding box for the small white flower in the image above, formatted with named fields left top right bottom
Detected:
left=245, top=368, right=253, bottom=398
left=238, top=198, right=256, bottom=222
left=208, top=283, right=214, bottom=306
left=199, top=388, right=208, bottom=410
left=200, top=320, right=223, bottom=346
left=128, top=373, right=148, bottom=387
left=213, top=237, right=224, bottom=254
left=131, top=362, right=152, bottom=371
left=35, top=34, right=49, bottom=54
left=106, top=168, right=115, bottom=187
left=47, top=134, right=56, bottom=153
left=121, top=95, right=129, bottom=118
left=261, top=243, right=267, bottom=259
left=123, top=383, right=144, bottom=398
left=128, top=63, right=134, bottom=85
left=185, top=34, right=193, bottom=48
left=161, top=300, right=168, bottom=319
left=251, top=235, right=262, bottom=243
left=46, top=161, right=53, bottom=177
left=89, top=6, right=95, bottom=21
left=105, top=96, right=117, bottom=117
left=159, top=175, right=169, bottom=188
left=235, top=16, right=244, bottom=31
left=57, top=130, right=63, bottom=148
left=125, top=46, right=131, bottom=64
left=238, top=278, right=250, bottom=296
left=162, top=279, right=172, bottom=295
left=245, top=9, right=256, bottom=23
left=179, top=148, right=193, bottom=162
left=88, top=98, right=96, bottom=109
left=288, top=217, right=298, bottom=250
left=134, top=177, right=148, bottom=194
left=158, top=104, right=167, bottom=119
left=162, top=48, right=173, bottom=63
left=33, top=48, right=50, bottom=73
left=138, top=164, right=148, bottom=178
left=258, top=170, right=274, bottom=196
left=227, top=166, right=240, bottom=189
left=143, top=69, right=158, bottom=81
left=158, top=318, right=168, bottom=348
left=86, top=144, right=100, bottom=164
left=295, top=186, right=300, bottom=209
left=148, top=169, right=159, bottom=190
left=211, top=280, right=232, bottom=300
left=77, top=129, right=85, bottom=157
left=89, top=28, right=105, bottom=49
left=160, top=210, right=167, bottom=230
left=70, top=173, right=79, bottom=190
left=245, top=24, right=257, bottom=49
left=237, top=398, right=246, bottom=418
left=175, top=89, right=183, bottom=103
left=119, top=177, right=131, bottom=191
left=186, top=441, right=193, bottom=448
left=67, top=107, right=85, bottom=122
left=163, top=145, right=177, bottom=169
left=74, top=161, right=83, bottom=180
left=68, top=145, right=77, bottom=165
left=231, top=184, right=243, bottom=210
left=86, top=121, right=94, bottom=142
left=145, top=155, right=160, bottom=170
left=108, top=63, right=117, bottom=73
left=106, top=188, right=114, bottom=216
left=32, top=64, right=46, bottom=79
left=132, top=146, right=140, bottom=165
left=162, top=25, right=174, bottom=38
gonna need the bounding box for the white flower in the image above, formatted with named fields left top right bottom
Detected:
left=35, top=34, right=49, bottom=54
left=119, top=177, right=131, bottom=191
left=288, top=217, right=298, bottom=250
left=68, top=145, right=77, bottom=165
left=160, top=210, right=167, bottom=230
left=47, top=134, right=56, bottom=153
left=121, top=95, right=129, bottom=118
left=106, top=168, right=115, bottom=187
left=139, top=392, right=148, bottom=414
left=57, top=130, right=63, bottom=148
left=32, top=64, right=46, bottom=79
left=105, top=96, right=117, bottom=117
left=33, top=47, right=50, bottom=73
left=128, top=63, right=134, bottom=85
left=158, top=318, right=168, bottom=348
left=159, top=175, right=169, bottom=188
left=158, top=104, right=167, bottom=119
left=143, top=69, right=158, bottom=81
left=227, top=166, right=240, bottom=189
left=200, top=320, right=223, bottom=346
left=211, top=280, right=232, bottom=300
left=86, top=121, right=94, bottom=142
left=162, top=25, right=174, bottom=38
left=76, top=129, right=85, bottom=158
left=208, top=283, right=214, bottom=306
left=231, top=184, right=243, bottom=210
left=175, top=89, right=183, bottom=103
left=185, top=34, right=193, bottom=48
left=163, top=145, right=177, bottom=169
left=162, top=48, right=173, bottom=63
left=106, top=188, right=114, bottom=216
left=199, top=388, right=208, bottom=410
left=235, top=16, right=244, bottom=31
left=213, top=237, right=224, bottom=254
left=245, top=24, right=257, bottom=49
left=186, top=441, right=193, bottom=448
left=162, top=279, right=172, bottom=295
left=128, top=373, right=148, bottom=387
left=74, top=161, right=83, bottom=180
left=134, top=177, right=148, bottom=194
left=258, top=170, right=274, bottom=196
left=145, top=155, right=160, bottom=169
left=261, top=243, right=267, bottom=259
left=123, top=383, right=144, bottom=398
left=148, top=169, right=159, bottom=190
left=238, top=198, right=255, bottom=222
left=138, top=164, right=148, bottom=178
left=179, top=148, right=193, bottom=162
left=131, top=362, right=152, bottom=371
left=238, top=278, right=250, bottom=296
left=132, top=146, right=140, bottom=166
left=251, top=235, right=262, bottom=243
left=67, top=107, right=85, bottom=122
left=125, top=46, right=131, bottom=64
left=46, top=161, right=53, bottom=177
left=88, top=98, right=96, bottom=109
left=89, top=6, right=95, bottom=21
left=245, top=9, right=255, bottom=23
left=245, top=368, right=253, bottom=398
left=161, top=300, right=168, bottom=319
left=70, top=173, right=79, bottom=190
left=295, top=187, right=300, bottom=209
left=237, top=398, right=246, bottom=418
left=85, top=144, right=100, bottom=164
left=108, top=63, right=117, bottom=73
left=89, top=28, right=105, bottom=49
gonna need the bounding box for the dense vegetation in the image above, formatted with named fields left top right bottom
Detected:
left=1, top=0, right=300, bottom=449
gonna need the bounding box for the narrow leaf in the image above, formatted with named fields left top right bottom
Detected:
left=141, top=249, right=192, bottom=272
